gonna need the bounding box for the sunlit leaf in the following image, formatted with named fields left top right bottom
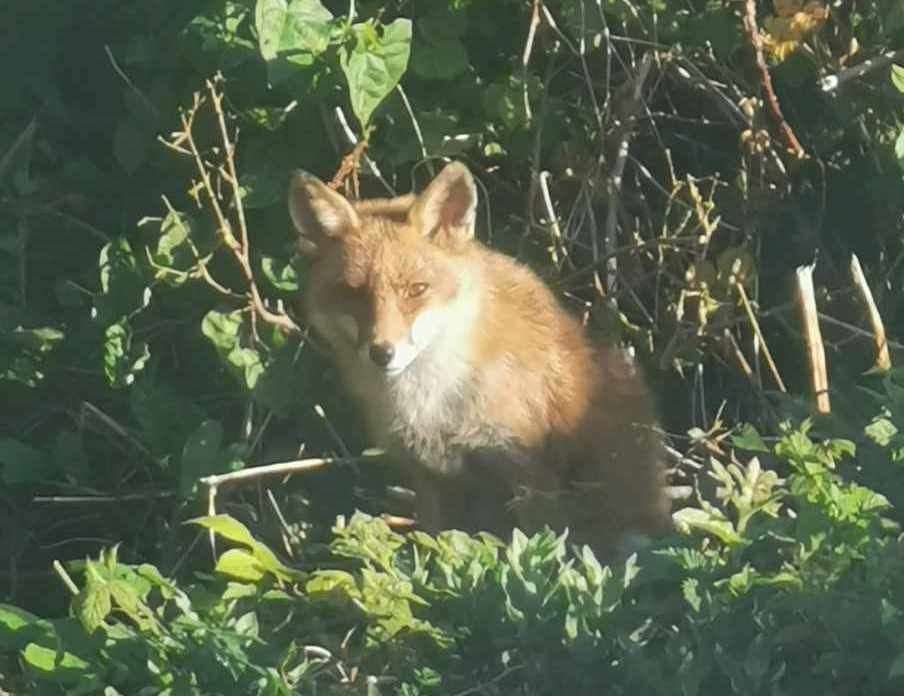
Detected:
left=341, top=19, right=412, bottom=129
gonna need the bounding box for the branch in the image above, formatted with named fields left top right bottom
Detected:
left=161, top=76, right=301, bottom=338
left=740, top=0, right=805, bottom=159
left=820, top=49, right=904, bottom=93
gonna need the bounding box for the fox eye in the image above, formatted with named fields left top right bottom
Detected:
left=407, top=282, right=429, bottom=299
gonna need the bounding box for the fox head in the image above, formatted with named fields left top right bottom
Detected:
left=288, top=162, right=480, bottom=377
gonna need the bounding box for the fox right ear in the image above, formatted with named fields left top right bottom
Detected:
left=410, top=161, right=477, bottom=246
left=287, top=171, right=359, bottom=255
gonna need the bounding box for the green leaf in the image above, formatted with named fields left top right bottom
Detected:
left=2, top=325, right=65, bottom=387
left=103, top=320, right=150, bottom=388
left=22, top=642, right=91, bottom=683
left=255, top=0, right=333, bottom=84
left=192, top=513, right=302, bottom=581
left=96, top=238, right=148, bottom=323
left=188, top=514, right=258, bottom=548
left=185, top=2, right=257, bottom=69
left=149, top=208, right=196, bottom=285
left=866, top=416, right=899, bottom=447
left=673, top=506, right=744, bottom=546
left=732, top=423, right=769, bottom=452
left=682, top=577, right=702, bottom=612
left=215, top=548, right=265, bottom=582
left=201, top=309, right=243, bottom=352
left=892, top=64, right=904, bottom=94
left=306, top=569, right=358, bottom=597
left=202, top=310, right=265, bottom=389
left=233, top=610, right=260, bottom=637
left=261, top=255, right=300, bottom=292
left=74, top=581, right=112, bottom=634
left=10, top=326, right=64, bottom=352
left=341, top=19, right=412, bottom=129
left=0, top=604, right=39, bottom=649
left=238, top=170, right=284, bottom=209
left=895, top=129, right=904, bottom=166
left=482, top=76, right=532, bottom=131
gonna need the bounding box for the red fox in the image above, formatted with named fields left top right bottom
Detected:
left=288, top=161, right=671, bottom=558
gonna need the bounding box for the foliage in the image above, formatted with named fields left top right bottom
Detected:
left=3, top=422, right=904, bottom=694
left=3, top=0, right=904, bottom=692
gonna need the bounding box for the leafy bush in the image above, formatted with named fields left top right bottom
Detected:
left=3, top=421, right=904, bottom=695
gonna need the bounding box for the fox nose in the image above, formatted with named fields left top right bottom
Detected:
left=369, top=342, right=395, bottom=368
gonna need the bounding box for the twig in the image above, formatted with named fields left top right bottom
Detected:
left=603, top=52, right=654, bottom=296
left=105, top=45, right=159, bottom=121
left=724, top=328, right=757, bottom=386
left=333, top=106, right=395, bottom=195
left=449, top=665, right=524, bottom=696
left=850, top=254, right=891, bottom=371
left=0, top=118, right=36, bottom=182
left=396, top=84, right=433, bottom=177
left=328, top=139, right=369, bottom=193
left=735, top=281, right=787, bottom=392
left=32, top=491, right=174, bottom=504
left=206, top=77, right=301, bottom=336
left=381, top=513, right=417, bottom=529
left=537, top=171, right=569, bottom=267
left=53, top=560, right=80, bottom=596
left=520, top=0, right=541, bottom=124
left=795, top=263, right=830, bottom=414
left=207, top=482, right=217, bottom=561
left=740, top=0, right=805, bottom=158
left=199, top=454, right=378, bottom=489
left=266, top=488, right=296, bottom=559
left=816, top=312, right=904, bottom=351
left=314, top=404, right=354, bottom=459
left=163, top=82, right=301, bottom=337
left=820, top=49, right=904, bottom=93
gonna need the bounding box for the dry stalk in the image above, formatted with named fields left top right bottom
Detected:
left=850, top=254, right=891, bottom=371
left=735, top=281, right=787, bottom=393
left=795, top=263, right=830, bottom=414
left=724, top=328, right=757, bottom=386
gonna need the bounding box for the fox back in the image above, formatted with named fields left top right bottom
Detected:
left=288, top=162, right=671, bottom=558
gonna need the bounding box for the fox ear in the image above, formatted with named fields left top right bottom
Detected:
left=287, top=171, right=359, bottom=255
left=411, top=161, right=477, bottom=245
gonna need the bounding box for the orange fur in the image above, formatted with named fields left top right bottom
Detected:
left=288, top=162, right=671, bottom=559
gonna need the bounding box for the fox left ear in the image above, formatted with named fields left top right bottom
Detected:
left=287, top=171, right=359, bottom=256
left=410, top=161, right=477, bottom=245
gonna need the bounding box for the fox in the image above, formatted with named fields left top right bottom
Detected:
left=287, top=161, right=672, bottom=559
